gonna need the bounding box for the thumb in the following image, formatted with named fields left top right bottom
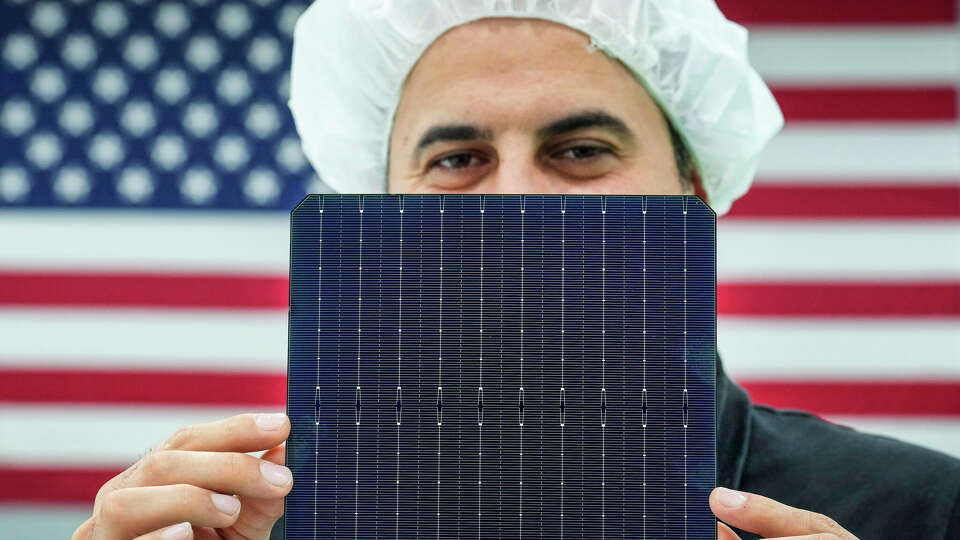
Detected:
left=222, top=444, right=288, bottom=540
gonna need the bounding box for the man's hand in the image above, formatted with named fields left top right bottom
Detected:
left=71, top=413, right=292, bottom=540
left=711, top=487, right=859, bottom=540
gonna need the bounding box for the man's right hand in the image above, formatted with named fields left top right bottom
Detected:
left=71, top=412, right=293, bottom=540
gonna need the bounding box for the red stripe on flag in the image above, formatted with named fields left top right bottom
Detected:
left=0, top=271, right=288, bottom=309
left=725, top=183, right=960, bottom=219
left=3, top=369, right=960, bottom=416
left=718, top=282, right=960, bottom=317
left=2, top=273, right=957, bottom=317
left=742, top=380, right=960, bottom=416
left=772, top=86, right=959, bottom=123
left=0, top=369, right=287, bottom=407
left=0, top=465, right=119, bottom=504
left=716, top=0, right=957, bottom=24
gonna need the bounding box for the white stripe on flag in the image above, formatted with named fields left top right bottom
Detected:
left=3, top=314, right=954, bottom=381
left=0, top=211, right=289, bottom=273
left=749, top=27, right=960, bottom=83
left=2, top=313, right=957, bottom=381
left=759, top=125, right=960, bottom=178
left=0, top=506, right=91, bottom=540
left=719, top=318, right=960, bottom=379
left=3, top=215, right=957, bottom=279
left=751, top=176, right=960, bottom=185
left=0, top=309, right=287, bottom=370
left=718, top=222, right=960, bottom=280
left=0, top=406, right=266, bottom=466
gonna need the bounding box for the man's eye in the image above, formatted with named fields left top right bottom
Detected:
left=432, top=153, right=484, bottom=170
left=554, top=145, right=613, bottom=161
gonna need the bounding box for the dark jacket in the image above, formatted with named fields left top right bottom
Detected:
left=717, top=358, right=960, bottom=539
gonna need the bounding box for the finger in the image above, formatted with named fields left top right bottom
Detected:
left=72, top=517, right=95, bottom=539
left=717, top=522, right=741, bottom=540
left=95, top=414, right=289, bottom=509
left=758, top=536, right=842, bottom=540
left=722, top=521, right=845, bottom=540
left=191, top=528, right=224, bottom=540
left=132, top=522, right=193, bottom=540
left=125, top=449, right=293, bottom=499
left=225, top=444, right=288, bottom=540
left=89, top=484, right=240, bottom=540
left=710, top=488, right=855, bottom=539
left=160, top=413, right=289, bottom=453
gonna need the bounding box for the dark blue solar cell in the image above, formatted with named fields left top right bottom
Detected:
left=286, top=194, right=716, bottom=539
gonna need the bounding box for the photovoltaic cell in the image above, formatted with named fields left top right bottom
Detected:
left=286, top=194, right=716, bottom=539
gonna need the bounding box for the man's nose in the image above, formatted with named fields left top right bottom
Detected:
left=491, top=150, right=562, bottom=193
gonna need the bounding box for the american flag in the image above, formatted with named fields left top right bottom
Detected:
left=0, top=0, right=958, bottom=537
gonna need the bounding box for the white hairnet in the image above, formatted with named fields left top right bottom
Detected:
left=289, top=0, right=783, bottom=215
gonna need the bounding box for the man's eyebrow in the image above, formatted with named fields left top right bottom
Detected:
left=536, top=110, right=633, bottom=140
left=415, top=124, right=494, bottom=154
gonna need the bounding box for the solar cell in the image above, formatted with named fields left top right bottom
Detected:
left=287, top=194, right=716, bottom=538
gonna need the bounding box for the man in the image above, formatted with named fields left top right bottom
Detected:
left=73, top=2, right=960, bottom=539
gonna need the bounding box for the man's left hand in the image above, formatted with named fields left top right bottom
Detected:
left=710, top=487, right=859, bottom=540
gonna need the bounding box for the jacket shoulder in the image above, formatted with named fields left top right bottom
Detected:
left=739, top=405, right=960, bottom=539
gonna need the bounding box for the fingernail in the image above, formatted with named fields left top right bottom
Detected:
left=255, top=413, right=287, bottom=431
left=161, top=522, right=192, bottom=540
left=211, top=493, right=241, bottom=515
left=717, top=487, right=747, bottom=509
left=261, top=461, right=293, bottom=487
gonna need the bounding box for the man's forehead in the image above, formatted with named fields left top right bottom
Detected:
left=396, top=17, right=651, bottom=132
left=408, top=17, right=606, bottom=86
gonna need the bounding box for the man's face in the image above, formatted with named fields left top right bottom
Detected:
left=387, top=18, right=689, bottom=195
